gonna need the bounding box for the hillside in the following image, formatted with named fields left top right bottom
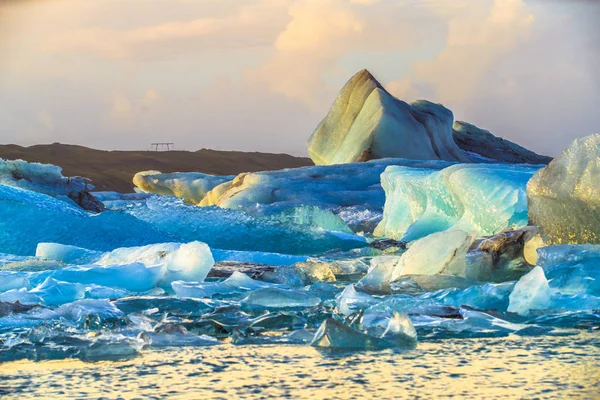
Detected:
left=0, top=143, right=313, bottom=193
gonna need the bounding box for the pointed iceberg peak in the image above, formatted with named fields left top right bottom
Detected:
left=350, top=68, right=383, bottom=87
left=307, top=70, right=471, bottom=165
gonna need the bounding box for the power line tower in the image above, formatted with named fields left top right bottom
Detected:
left=151, top=142, right=174, bottom=151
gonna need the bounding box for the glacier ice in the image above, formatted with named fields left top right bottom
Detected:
left=0, top=288, right=43, bottom=305
left=0, top=272, right=31, bottom=293
left=36, top=242, right=102, bottom=265
left=172, top=271, right=276, bottom=299
left=538, top=245, right=600, bottom=296
left=452, top=121, right=552, bottom=165
left=392, top=230, right=475, bottom=279
left=336, top=284, right=378, bottom=316
left=307, top=69, right=470, bottom=165
left=375, top=163, right=539, bottom=241
left=241, top=288, right=321, bottom=310
left=527, top=134, right=600, bottom=244
left=0, top=183, right=366, bottom=256
left=507, top=267, right=552, bottom=315
left=199, top=158, right=451, bottom=217
left=0, top=184, right=171, bottom=255
left=30, top=277, right=85, bottom=306
left=133, top=170, right=234, bottom=205
left=310, top=314, right=416, bottom=351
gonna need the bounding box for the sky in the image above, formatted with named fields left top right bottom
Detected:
left=0, top=0, right=598, bottom=156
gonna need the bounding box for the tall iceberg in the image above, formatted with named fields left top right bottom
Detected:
left=307, top=69, right=471, bottom=165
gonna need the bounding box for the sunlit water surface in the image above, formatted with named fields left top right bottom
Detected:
left=2, top=333, right=598, bottom=399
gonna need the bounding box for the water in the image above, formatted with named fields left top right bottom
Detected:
left=1, top=333, right=598, bottom=399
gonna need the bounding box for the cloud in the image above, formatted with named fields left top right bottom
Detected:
left=110, top=89, right=161, bottom=120
left=248, top=0, right=444, bottom=108
left=43, top=1, right=289, bottom=61
left=388, top=0, right=535, bottom=102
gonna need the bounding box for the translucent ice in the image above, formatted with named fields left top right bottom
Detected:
left=241, top=288, right=320, bottom=310
left=507, top=267, right=552, bottom=315
left=0, top=272, right=31, bottom=293
left=30, top=277, right=85, bottom=306
left=199, top=158, right=451, bottom=218
left=527, top=134, right=600, bottom=244
left=391, top=230, right=475, bottom=279
left=0, top=288, right=43, bottom=304
left=375, top=163, right=539, bottom=241
left=336, top=284, right=378, bottom=316
left=56, top=299, right=124, bottom=324
left=310, top=318, right=394, bottom=350
left=172, top=272, right=275, bottom=298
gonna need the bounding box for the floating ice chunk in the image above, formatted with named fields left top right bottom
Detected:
left=56, top=299, right=124, bottom=323
left=128, top=195, right=367, bottom=255
left=537, top=245, right=600, bottom=296
left=0, top=272, right=31, bottom=293
left=78, top=334, right=144, bottom=361
left=375, top=163, right=539, bottom=241
left=198, top=157, right=450, bottom=219
left=85, top=285, right=129, bottom=300
left=527, top=134, right=600, bottom=244
left=51, top=262, right=164, bottom=292
left=310, top=316, right=415, bottom=351
left=0, top=184, right=171, bottom=255
left=0, top=158, right=103, bottom=212
left=508, top=267, right=552, bottom=315
left=0, top=288, right=43, bottom=304
left=133, top=170, right=234, bottom=205
left=356, top=256, right=396, bottom=293
left=391, top=230, right=475, bottom=280
left=310, top=318, right=391, bottom=350
left=537, top=244, right=600, bottom=268
left=362, top=311, right=417, bottom=347
left=139, top=332, right=219, bottom=348
left=211, top=249, right=308, bottom=266
left=30, top=277, right=85, bottom=306
left=36, top=242, right=102, bottom=265
left=172, top=272, right=275, bottom=298
left=241, top=288, right=320, bottom=310
left=425, top=281, right=515, bottom=311
left=336, top=285, right=378, bottom=316
left=161, top=242, right=214, bottom=284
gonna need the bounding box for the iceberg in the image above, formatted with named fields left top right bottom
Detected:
left=336, top=284, right=378, bottom=316
left=375, top=163, right=539, bottom=241
left=133, top=170, right=234, bottom=205
left=199, top=158, right=451, bottom=218
left=538, top=245, right=600, bottom=296
left=391, top=230, right=475, bottom=280
left=171, top=271, right=276, bottom=299
left=507, top=267, right=552, bottom=315
left=29, top=277, right=85, bottom=306
left=0, top=288, right=43, bottom=305
left=0, top=184, right=172, bottom=255
left=241, top=288, right=320, bottom=310
left=527, top=134, right=600, bottom=244
left=310, top=314, right=416, bottom=351
left=0, top=158, right=104, bottom=212
left=452, top=121, right=552, bottom=165
left=307, top=69, right=470, bottom=165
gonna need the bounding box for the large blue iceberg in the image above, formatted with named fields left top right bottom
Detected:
left=375, top=163, right=541, bottom=241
